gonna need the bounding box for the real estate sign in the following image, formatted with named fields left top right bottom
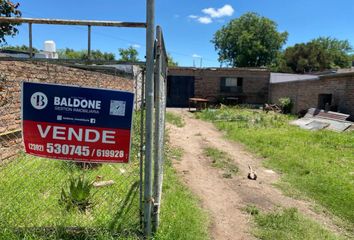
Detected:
left=22, top=82, right=134, bottom=163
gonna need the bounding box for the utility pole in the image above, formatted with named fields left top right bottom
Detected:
left=144, top=0, right=155, bottom=237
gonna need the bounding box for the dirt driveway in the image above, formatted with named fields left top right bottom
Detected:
left=167, top=108, right=344, bottom=240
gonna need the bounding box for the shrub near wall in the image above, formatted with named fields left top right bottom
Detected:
left=0, top=61, right=134, bottom=161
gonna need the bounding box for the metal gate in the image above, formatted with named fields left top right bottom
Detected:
left=0, top=0, right=168, bottom=238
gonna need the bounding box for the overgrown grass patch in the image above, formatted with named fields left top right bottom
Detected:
left=203, top=147, right=238, bottom=178
left=197, top=107, right=354, bottom=228
left=166, top=112, right=185, bottom=128
left=249, top=207, right=342, bottom=240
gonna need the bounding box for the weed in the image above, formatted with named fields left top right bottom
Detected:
left=245, top=205, right=259, bottom=216
left=203, top=147, right=238, bottom=178
left=59, top=175, right=96, bottom=212
left=278, top=97, right=293, bottom=114
left=166, top=112, right=185, bottom=127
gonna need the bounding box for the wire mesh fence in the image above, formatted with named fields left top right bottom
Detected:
left=0, top=61, right=144, bottom=239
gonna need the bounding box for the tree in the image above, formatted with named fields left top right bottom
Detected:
left=167, top=53, right=178, bottom=67
left=212, top=12, right=288, bottom=67
left=57, top=48, right=115, bottom=61
left=0, top=0, right=21, bottom=45
left=118, top=46, right=139, bottom=62
left=88, top=50, right=115, bottom=61
left=1, top=44, right=39, bottom=53
left=282, top=37, right=352, bottom=73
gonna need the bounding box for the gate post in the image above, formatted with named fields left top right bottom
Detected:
left=144, top=0, right=155, bottom=237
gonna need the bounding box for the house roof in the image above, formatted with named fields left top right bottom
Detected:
left=168, top=66, right=269, bottom=72
left=270, top=73, right=319, bottom=84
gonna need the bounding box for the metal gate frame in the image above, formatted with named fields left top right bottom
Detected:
left=0, top=0, right=167, bottom=238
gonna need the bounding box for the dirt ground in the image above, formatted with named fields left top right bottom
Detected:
left=167, top=108, right=346, bottom=240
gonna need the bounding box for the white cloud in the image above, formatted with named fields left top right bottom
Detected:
left=131, top=44, right=141, bottom=49
left=192, top=54, right=202, bottom=58
left=197, top=16, right=212, bottom=24
left=202, top=4, right=234, bottom=18
left=188, top=15, right=198, bottom=19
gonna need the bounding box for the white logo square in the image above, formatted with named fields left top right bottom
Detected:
left=110, top=100, right=126, bottom=116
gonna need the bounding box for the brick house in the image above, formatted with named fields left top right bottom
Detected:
left=167, top=67, right=270, bottom=107
left=270, top=72, right=354, bottom=116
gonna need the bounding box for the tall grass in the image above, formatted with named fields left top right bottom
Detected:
left=198, top=107, right=354, bottom=227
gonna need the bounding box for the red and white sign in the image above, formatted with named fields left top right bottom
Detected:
left=22, top=82, right=134, bottom=163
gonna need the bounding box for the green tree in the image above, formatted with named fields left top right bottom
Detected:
left=1, top=44, right=39, bottom=53
left=57, top=48, right=83, bottom=59
left=282, top=37, right=352, bottom=73
left=0, top=0, right=21, bottom=45
left=167, top=53, right=178, bottom=67
left=57, top=48, right=115, bottom=61
left=212, top=12, right=288, bottom=67
left=118, top=46, right=139, bottom=62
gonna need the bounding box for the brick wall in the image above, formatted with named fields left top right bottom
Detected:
left=0, top=61, right=135, bottom=161
left=168, top=67, right=270, bottom=104
left=270, top=73, right=354, bottom=115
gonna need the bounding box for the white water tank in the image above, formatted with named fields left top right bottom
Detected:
left=44, top=40, right=56, bottom=52
left=43, top=40, right=58, bottom=59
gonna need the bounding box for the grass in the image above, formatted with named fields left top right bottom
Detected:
left=248, top=207, right=342, bottom=240
left=155, top=146, right=210, bottom=240
left=197, top=107, right=354, bottom=229
left=203, top=147, right=238, bottom=178
left=0, top=154, right=141, bottom=239
left=0, top=112, right=209, bottom=240
left=166, top=112, right=185, bottom=128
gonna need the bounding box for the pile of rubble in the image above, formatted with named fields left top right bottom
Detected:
left=291, top=108, right=354, bottom=132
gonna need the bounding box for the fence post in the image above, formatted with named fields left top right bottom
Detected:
left=139, top=69, right=146, bottom=230
left=87, top=25, right=91, bottom=60
left=28, top=23, right=33, bottom=58
left=144, top=0, right=155, bottom=237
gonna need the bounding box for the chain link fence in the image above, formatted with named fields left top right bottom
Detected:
left=0, top=60, right=144, bottom=239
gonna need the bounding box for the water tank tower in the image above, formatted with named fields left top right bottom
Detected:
left=43, top=40, right=58, bottom=59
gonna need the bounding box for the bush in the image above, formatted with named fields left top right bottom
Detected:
left=278, top=97, right=293, bottom=114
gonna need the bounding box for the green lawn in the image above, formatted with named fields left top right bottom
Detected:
left=197, top=107, right=354, bottom=229
left=247, top=207, right=342, bottom=240
left=0, top=112, right=209, bottom=240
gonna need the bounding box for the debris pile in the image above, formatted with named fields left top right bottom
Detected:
left=263, top=103, right=282, bottom=113
left=291, top=108, right=353, bottom=132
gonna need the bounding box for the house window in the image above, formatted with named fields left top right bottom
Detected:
left=220, top=77, right=243, bottom=93
left=225, top=78, right=237, bottom=87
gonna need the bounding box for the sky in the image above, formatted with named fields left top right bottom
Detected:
left=3, top=0, right=354, bottom=67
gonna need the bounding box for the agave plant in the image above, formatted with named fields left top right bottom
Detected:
left=59, top=175, right=96, bottom=212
